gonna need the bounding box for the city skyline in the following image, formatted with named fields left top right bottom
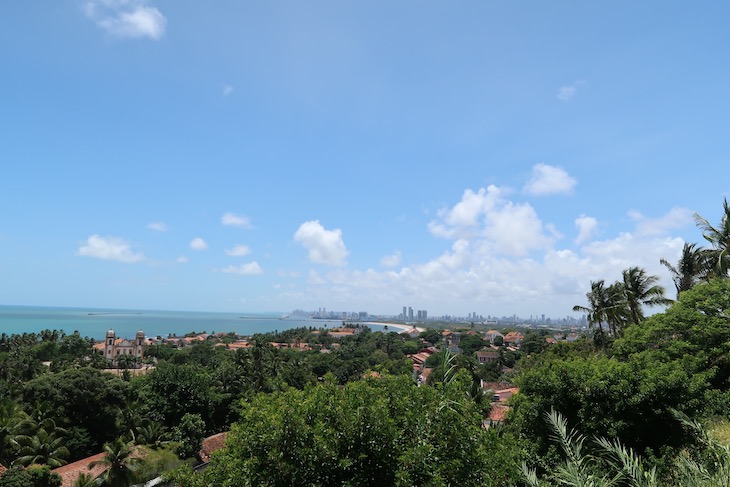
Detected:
left=2, top=2, right=729, bottom=317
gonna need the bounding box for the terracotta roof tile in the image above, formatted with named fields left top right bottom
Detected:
left=199, top=432, right=228, bottom=463
left=51, top=452, right=107, bottom=487
left=488, top=404, right=511, bottom=423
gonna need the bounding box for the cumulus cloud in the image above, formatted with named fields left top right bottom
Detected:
left=380, top=250, right=402, bottom=268
left=84, top=0, right=167, bottom=40
left=221, top=212, right=252, bottom=228
left=223, top=85, right=234, bottom=96
left=176, top=255, right=189, bottom=264
left=294, top=220, right=349, bottom=266
left=189, top=237, right=208, bottom=250
left=147, top=222, right=168, bottom=232
left=628, top=207, right=694, bottom=237
left=220, top=262, right=263, bottom=275
left=557, top=80, right=586, bottom=102
left=428, top=185, right=554, bottom=256
left=575, top=215, right=598, bottom=244
left=76, top=235, right=144, bottom=263
left=225, top=244, right=252, bottom=257
left=524, top=163, right=577, bottom=196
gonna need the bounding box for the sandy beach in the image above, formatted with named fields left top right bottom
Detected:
left=364, top=322, right=425, bottom=333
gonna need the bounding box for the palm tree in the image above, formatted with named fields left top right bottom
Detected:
left=621, top=266, right=672, bottom=325
left=73, top=472, right=98, bottom=487
left=13, top=421, right=70, bottom=468
left=89, top=438, right=143, bottom=487
left=660, top=242, right=711, bottom=299
left=573, top=280, right=625, bottom=344
left=694, top=198, right=730, bottom=277
left=0, top=401, right=33, bottom=465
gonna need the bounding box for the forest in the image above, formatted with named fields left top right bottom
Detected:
left=1, top=200, right=730, bottom=486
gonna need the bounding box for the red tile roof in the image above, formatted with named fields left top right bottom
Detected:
left=199, top=432, right=228, bottom=463
left=487, top=404, right=511, bottom=423
left=0, top=464, right=6, bottom=476
left=51, top=452, right=107, bottom=487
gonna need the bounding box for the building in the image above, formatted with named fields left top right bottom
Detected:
left=476, top=350, right=500, bottom=364
left=102, top=329, right=144, bottom=365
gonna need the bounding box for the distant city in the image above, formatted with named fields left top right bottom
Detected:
left=289, top=306, right=587, bottom=328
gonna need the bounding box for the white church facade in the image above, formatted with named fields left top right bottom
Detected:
left=101, top=329, right=145, bottom=366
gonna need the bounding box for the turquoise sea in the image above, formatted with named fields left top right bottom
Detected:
left=0, top=305, right=387, bottom=340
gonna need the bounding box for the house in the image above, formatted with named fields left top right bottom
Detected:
left=475, top=350, right=500, bottom=364
left=502, top=332, right=524, bottom=346
left=485, top=404, right=512, bottom=428
left=51, top=452, right=109, bottom=487
left=484, top=330, right=504, bottom=344
left=199, top=432, right=228, bottom=463
left=408, top=347, right=436, bottom=367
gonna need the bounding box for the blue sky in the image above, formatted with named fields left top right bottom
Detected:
left=1, top=1, right=729, bottom=318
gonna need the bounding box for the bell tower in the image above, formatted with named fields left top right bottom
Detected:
left=135, top=330, right=144, bottom=359
left=105, top=329, right=115, bottom=360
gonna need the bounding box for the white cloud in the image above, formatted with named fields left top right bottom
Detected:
left=190, top=237, right=208, bottom=250
left=294, top=220, right=349, bottom=266
left=225, top=244, right=252, bottom=257
left=220, top=262, right=263, bottom=275
left=523, top=163, right=577, bottom=196
left=176, top=255, right=189, bottom=264
left=575, top=215, right=598, bottom=244
left=76, top=235, right=144, bottom=263
left=221, top=212, right=252, bottom=228
left=147, top=222, right=168, bottom=232
left=629, top=207, right=694, bottom=237
left=84, top=0, right=167, bottom=40
left=223, top=85, right=234, bottom=96
left=557, top=80, right=585, bottom=102
left=380, top=250, right=402, bottom=268
left=428, top=185, right=554, bottom=256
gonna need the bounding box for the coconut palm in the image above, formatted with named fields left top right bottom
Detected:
left=660, top=242, right=711, bottom=299
left=694, top=198, right=730, bottom=277
left=0, top=401, right=33, bottom=465
left=573, top=280, right=627, bottom=344
left=13, top=421, right=70, bottom=468
left=89, top=437, right=143, bottom=487
left=621, top=266, right=672, bottom=325
left=73, top=472, right=99, bottom=487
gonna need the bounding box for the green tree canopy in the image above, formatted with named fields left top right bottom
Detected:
left=178, top=374, right=522, bottom=486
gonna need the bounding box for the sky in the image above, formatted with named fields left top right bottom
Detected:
left=1, top=1, right=729, bottom=318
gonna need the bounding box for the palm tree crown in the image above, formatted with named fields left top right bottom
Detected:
left=622, top=266, right=672, bottom=325
left=694, top=198, right=730, bottom=277
left=660, top=242, right=709, bottom=299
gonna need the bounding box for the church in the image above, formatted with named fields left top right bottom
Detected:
left=101, top=329, right=145, bottom=366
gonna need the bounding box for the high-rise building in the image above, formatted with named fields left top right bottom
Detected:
left=403, top=306, right=407, bottom=320
left=408, top=307, right=414, bottom=321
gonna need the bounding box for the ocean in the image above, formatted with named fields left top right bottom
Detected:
left=0, top=305, right=391, bottom=340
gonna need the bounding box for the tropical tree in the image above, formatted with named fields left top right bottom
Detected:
left=621, top=266, right=672, bottom=325
left=0, top=401, right=32, bottom=465
left=522, top=409, right=658, bottom=487
left=660, top=242, right=710, bottom=299
left=13, top=421, right=70, bottom=468
left=72, top=473, right=98, bottom=487
left=573, top=280, right=627, bottom=343
left=694, top=198, right=730, bottom=277
left=89, top=438, right=143, bottom=487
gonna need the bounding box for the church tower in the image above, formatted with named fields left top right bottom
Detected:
left=105, top=329, right=115, bottom=361
left=135, top=330, right=144, bottom=359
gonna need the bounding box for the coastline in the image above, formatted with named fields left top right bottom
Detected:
left=364, top=322, right=425, bottom=334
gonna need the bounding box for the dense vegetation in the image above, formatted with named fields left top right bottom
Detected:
left=1, top=199, right=730, bottom=486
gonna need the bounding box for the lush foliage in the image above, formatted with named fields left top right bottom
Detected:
left=172, top=373, right=522, bottom=486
